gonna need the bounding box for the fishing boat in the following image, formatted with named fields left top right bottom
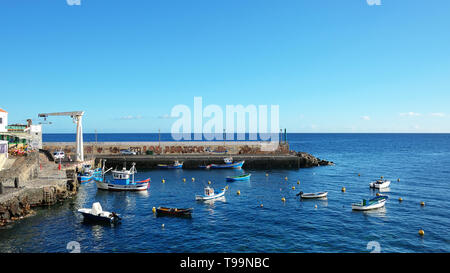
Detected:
left=209, top=157, right=245, bottom=169
left=195, top=186, right=226, bottom=201
left=296, top=191, right=328, bottom=199
left=352, top=196, right=388, bottom=211
left=77, top=164, right=95, bottom=184
left=226, top=173, right=251, bottom=182
left=156, top=207, right=193, bottom=218
left=95, top=162, right=150, bottom=191
left=157, top=160, right=183, bottom=169
left=369, top=179, right=391, bottom=189
left=77, top=202, right=121, bottom=223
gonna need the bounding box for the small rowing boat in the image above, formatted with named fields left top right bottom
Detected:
left=156, top=207, right=193, bottom=218
left=157, top=160, right=183, bottom=169
left=77, top=202, right=121, bottom=223
left=296, top=191, right=328, bottom=199
left=195, top=186, right=226, bottom=201
left=226, top=173, right=251, bottom=182
left=352, top=196, right=388, bottom=211
left=369, top=179, right=391, bottom=189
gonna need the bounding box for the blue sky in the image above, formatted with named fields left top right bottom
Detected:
left=0, top=0, right=449, bottom=133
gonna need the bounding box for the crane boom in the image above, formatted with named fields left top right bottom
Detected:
left=38, top=111, right=85, bottom=162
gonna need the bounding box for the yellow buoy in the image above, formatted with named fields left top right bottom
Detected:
left=292, top=186, right=295, bottom=190
left=260, top=204, right=263, bottom=208
left=208, top=181, right=211, bottom=185
left=161, top=224, right=165, bottom=228
left=162, top=179, right=165, bottom=183
left=421, top=201, right=425, bottom=206
left=237, top=190, right=241, bottom=195
left=152, top=207, right=156, bottom=213
left=297, top=180, right=300, bottom=185
left=281, top=197, right=286, bottom=202
left=399, top=197, right=403, bottom=202
left=341, top=187, right=346, bottom=192
left=265, top=173, right=269, bottom=177
left=182, top=178, right=186, bottom=182
left=376, top=193, right=381, bottom=196
left=418, top=229, right=424, bottom=236
left=225, top=185, right=229, bottom=190
left=285, top=177, right=288, bottom=181
left=192, top=177, right=195, bottom=182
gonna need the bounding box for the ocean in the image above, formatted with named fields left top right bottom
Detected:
left=1, top=133, right=449, bottom=252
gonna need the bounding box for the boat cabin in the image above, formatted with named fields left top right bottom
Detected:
left=224, top=157, right=233, bottom=164
left=205, top=187, right=214, bottom=196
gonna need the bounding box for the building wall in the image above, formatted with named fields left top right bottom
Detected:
left=0, top=112, right=7, bottom=133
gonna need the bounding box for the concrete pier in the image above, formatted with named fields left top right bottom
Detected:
left=96, top=153, right=333, bottom=170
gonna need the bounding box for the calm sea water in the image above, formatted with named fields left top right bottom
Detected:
left=1, top=134, right=450, bottom=253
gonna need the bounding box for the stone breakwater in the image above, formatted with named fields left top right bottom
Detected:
left=0, top=153, right=79, bottom=227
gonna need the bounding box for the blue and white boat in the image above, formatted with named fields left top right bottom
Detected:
left=157, top=160, right=183, bottom=169
left=352, top=196, right=388, bottom=211
left=195, top=186, right=226, bottom=201
left=77, top=164, right=95, bottom=184
left=95, top=163, right=150, bottom=191
left=208, top=157, right=245, bottom=169
left=226, top=173, right=251, bottom=182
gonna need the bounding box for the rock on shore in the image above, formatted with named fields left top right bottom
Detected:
left=294, top=152, right=334, bottom=168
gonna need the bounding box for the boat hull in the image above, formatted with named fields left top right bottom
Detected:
left=226, top=174, right=251, bottom=182
left=95, top=179, right=150, bottom=191
left=156, top=207, right=193, bottom=218
left=210, top=160, right=245, bottom=169
left=157, top=164, right=183, bottom=169
left=300, top=192, right=328, bottom=199
left=352, top=199, right=387, bottom=211
left=78, top=175, right=94, bottom=184
left=196, top=190, right=226, bottom=201
left=369, top=181, right=391, bottom=189
left=77, top=209, right=120, bottom=223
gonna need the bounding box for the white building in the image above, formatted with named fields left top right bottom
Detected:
left=26, top=124, right=43, bottom=149
left=0, top=108, right=7, bottom=132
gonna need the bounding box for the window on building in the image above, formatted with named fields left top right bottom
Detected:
left=0, top=118, right=2, bottom=124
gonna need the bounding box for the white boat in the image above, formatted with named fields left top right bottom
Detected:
left=77, top=202, right=121, bottom=223
left=195, top=186, right=226, bottom=201
left=297, top=191, right=328, bottom=199
left=95, top=162, right=150, bottom=191
left=369, top=179, right=391, bottom=189
left=352, top=196, right=388, bottom=211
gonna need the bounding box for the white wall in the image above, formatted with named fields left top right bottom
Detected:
left=0, top=111, right=7, bottom=132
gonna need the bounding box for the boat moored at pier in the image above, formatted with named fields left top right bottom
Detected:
left=206, top=157, right=245, bottom=169
left=157, top=160, right=183, bottom=169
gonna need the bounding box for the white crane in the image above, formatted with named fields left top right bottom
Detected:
left=38, top=111, right=85, bottom=162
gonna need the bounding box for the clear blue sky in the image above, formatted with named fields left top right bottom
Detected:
left=1, top=0, right=449, bottom=133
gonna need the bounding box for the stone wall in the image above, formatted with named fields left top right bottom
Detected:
left=43, top=141, right=290, bottom=156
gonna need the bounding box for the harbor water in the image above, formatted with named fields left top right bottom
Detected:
left=1, top=134, right=450, bottom=252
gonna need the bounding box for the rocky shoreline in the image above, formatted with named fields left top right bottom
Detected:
left=0, top=153, right=79, bottom=227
